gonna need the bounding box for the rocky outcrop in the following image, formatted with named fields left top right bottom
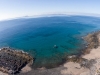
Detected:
left=0, top=47, right=34, bottom=74
left=64, top=31, right=100, bottom=75
left=83, top=31, right=100, bottom=54
left=65, top=31, right=100, bottom=63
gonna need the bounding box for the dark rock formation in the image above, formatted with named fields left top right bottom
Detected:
left=66, top=31, right=100, bottom=68
left=80, top=59, right=96, bottom=68
left=0, top=47, right=33, bottom=74
left=83, top=31, right=100, bottom=54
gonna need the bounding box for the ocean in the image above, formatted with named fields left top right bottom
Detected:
left=0, top=16, right=100, bottom=68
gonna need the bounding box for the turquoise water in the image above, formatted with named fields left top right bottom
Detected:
left=0, top=16, right=100, bottom=68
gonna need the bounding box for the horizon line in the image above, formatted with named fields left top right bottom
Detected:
left=0, top=12, right=100, bottom=21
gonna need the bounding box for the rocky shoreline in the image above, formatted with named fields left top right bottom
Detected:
left=0, top=31, right=100, bottom=75
left=67, top=31, right=100, bottom=61
left=60, top=31, right=100, bottom=75
left=0, top=47, right=34, bottom=74
left=19, top=31, right=100, bottom=75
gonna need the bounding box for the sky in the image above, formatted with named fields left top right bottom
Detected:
left=0, top=0, right=100, bottom=20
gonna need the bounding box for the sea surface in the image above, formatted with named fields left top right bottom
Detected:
left=0, top=16, right=100, bottom=68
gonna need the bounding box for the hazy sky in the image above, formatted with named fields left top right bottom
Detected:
left=0, top=0, right=100, bottom=20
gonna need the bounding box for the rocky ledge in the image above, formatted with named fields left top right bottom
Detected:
left=0, top=47, right=34, bottom=74
left=66, top=31, right=100, bottom=68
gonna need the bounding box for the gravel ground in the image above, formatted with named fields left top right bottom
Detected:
left=15, top=66, right=66, bottom=75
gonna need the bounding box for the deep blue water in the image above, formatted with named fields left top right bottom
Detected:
left=0, top=16, right=100, bottom=68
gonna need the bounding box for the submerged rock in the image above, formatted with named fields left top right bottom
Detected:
left=53, top=45, right=58, bottom=48
left=0, top=47, right=34, bottom=74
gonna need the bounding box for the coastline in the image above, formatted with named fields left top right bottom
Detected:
left=60, top=31, right=100, bottom=75
left=17, top=31, right=100, bottom=75
left=0, top=31, right=100, bottom=75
